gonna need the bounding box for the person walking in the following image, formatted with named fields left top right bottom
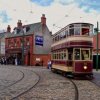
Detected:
left=48, top=60, right=52, bottom=69
left=15, top=57, right=18, bottom=65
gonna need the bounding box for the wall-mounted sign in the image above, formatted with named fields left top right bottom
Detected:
left=35, top=35, right=43, bottom=46
left=36, top=58, right=40, bottom=61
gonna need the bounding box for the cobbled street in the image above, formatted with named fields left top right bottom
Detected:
left=0, top=65, right=100, bottom=100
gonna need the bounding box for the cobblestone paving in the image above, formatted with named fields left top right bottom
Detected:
left=19, top=68, right=100, bottom=100
left=93, top=69, right=100, bottom=86
left=0, top=67, right=23, bottom=90
left=0, top=65, right=39, bottom=99
left=18, top=67, right=75, bottom=100
left=73, top=80, right=100, bottom=100
left=0, top=66, right=100, bottom=100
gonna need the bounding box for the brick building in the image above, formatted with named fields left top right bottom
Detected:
left=5, top=14, right=52, bottom=66
left=93, top=33, right=100, bottom=68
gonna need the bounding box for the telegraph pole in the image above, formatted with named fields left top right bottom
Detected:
left=96, top=21, right=99, bottom=71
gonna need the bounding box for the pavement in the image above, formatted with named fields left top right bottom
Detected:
left=93, top=69, right=100, bottom=86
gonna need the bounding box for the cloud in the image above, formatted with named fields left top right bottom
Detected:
left=0, top=10, right=12, bottom=23
left=77, top=0, right=100, bottom=12
left=30, top=0, right=54, bottom=6
left=0, top=0, right=100, bottom=33
left=54, top=0, right=75, bottom=5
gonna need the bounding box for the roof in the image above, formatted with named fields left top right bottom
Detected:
left=53, top=22, right=93, bottom=36
left=6, top=22, right=42, bottom=38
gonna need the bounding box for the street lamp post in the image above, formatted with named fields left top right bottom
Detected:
left=22, top=31, right=25, bottom=65
left=94, top=22, right=99, bottom=71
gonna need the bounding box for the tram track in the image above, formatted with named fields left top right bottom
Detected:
left=89, top=80, right=100, bottom=88
left=67, top=78, right=79, bottom=100
left=0, top=67, right=41, bottom=99
left=52, top=71, right=79, bottom=100
left=0, top=70, right=25, bottom=91
left=10, top=71, right=41, bottom=100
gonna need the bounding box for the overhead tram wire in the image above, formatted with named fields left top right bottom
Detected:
left=24, top=2, right=34, bottom=24
left=52, top=5, right=75, bottom=30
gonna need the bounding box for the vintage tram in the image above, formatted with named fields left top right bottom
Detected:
left=51, top=23, right=93, bottom=78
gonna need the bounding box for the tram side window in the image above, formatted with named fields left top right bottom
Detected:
left=90, top=49, right=92, bottom=60
left=82, top=28, right=89, bottom=35
left=69, top=28, right=74, bottom=36
left=68, top=49, right=73, bottom=60
left=74, top=28, right=80, bottom=35
left=81, top=50, right=89, bottom=60
left=63, top=52, right=66, bottom=60
left=75, top=49, right=80, bottom=60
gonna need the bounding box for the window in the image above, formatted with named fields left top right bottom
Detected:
left=74, top=28, right=80, bottom=35
left=69, top=24, right=74, bottom=28
left=68, top=49, right=73, bottom=60
left=26, top=26, right=30, bottom=32
left=82, top=28, right=89, bottom=35
left=90, top=49, right=92, bottom=60
left=65, top=30, right=68, bottom=37
left=74, top=49, right=80, bottom=60
left=13, top=39, right=17, bottom=46
left=69, top=28, right=74, bottom=36
left=81, top=50, right=89, bottom=60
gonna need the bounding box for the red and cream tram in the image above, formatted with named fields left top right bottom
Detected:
left=51, top=23, right=93, bottom=77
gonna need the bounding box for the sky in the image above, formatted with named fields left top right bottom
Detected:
left=0, top=0, right=100, bottom=34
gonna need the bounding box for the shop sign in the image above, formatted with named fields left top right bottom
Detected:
left=35, top=35, right=43, bottom=46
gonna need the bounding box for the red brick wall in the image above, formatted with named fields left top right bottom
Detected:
left=6, top=34, right=51, bottom=67
left=93, top=33, right=100, bottom=50
left=32, top=54, right=51, bottom=67
left=5, top=34, right=34, bottom=66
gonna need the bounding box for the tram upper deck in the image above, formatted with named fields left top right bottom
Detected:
left=52, top=23, right=93, bottom=48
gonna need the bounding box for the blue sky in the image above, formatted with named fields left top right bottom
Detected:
left=0, top=0, right=100, bottom=33
left=0, top=10, right=12, bottom=23
left=30, top=0, right=100, bottom=12
left=30, top=0, right=54, bottom=6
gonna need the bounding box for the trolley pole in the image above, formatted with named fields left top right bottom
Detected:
left=96, top=21, right=99, bottom=71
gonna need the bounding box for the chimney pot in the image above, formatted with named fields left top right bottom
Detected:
left=7, top=25, right=11, bottom=32
left=17, top=20, right=22, bottom=28
left=41, top=14, right=46, bottom=25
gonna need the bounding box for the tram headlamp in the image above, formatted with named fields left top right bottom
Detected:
left=84, top=66, right=87, bottom=70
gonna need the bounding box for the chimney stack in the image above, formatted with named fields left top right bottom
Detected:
left=41, top=14, right=46, bottom=25
left=17, top=20, right=22, bottom=28
left=7, top=25, right=11, bottom=32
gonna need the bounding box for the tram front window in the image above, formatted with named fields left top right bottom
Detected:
left=81, top=50, right=89, bottom=60
left=75, top=49, right=80, bottom=60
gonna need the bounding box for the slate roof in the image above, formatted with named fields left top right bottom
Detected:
left=6, top=22, right=42, bottom=38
